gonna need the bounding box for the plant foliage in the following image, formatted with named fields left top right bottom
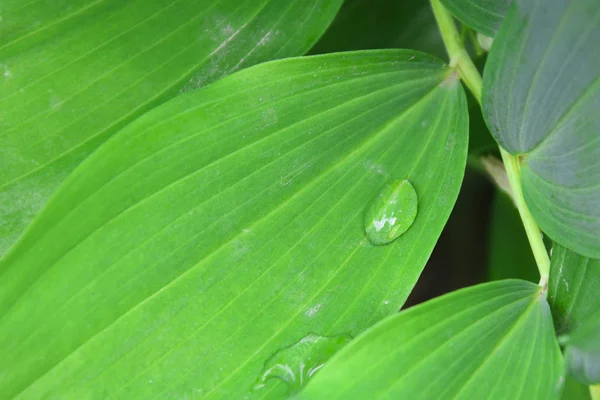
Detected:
left=0, top=0, right=598, bottom=399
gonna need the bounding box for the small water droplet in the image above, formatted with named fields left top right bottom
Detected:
left=364, top=179, right=418, bottom=246
left=253, top=333, right=351, bottom=393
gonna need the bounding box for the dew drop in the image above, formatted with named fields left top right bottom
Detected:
left=253, top=333, right=351, bottom=394
left=364, top=179, right=418, bottom=246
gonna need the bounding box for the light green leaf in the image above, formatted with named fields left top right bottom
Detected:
left=548, top=244, right=600, bottom=335
left=299, top=280, right=564, bottom=400
left=0, top=0, right=343, bottom=257
left=440, top=0, right=509, bottom=37
left=309, top=0, right=445, bottom=59
left=0, top=50, right=468, bottom=399
left=562, top=312, right=600, bottom=385
left=482, top=0, right=600, bottom=258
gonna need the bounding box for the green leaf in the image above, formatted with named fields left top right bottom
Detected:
left=309, top=0, right=445, bottom=59
left=482, top=0, right=600, bottom=258
left=298, top=280, right=564, bottom=400
left=0, top=50, right=468, bottom=399
left=0, top=0, right=343, bottom=257
left=548, top=244, right=600, bottom=385
left=440, top=0, right=510, bottom=37
left=488, top=191, right=539, bottom=283
left=562, top=312, right=600, bottom=385
left=548, top=244, right=600, bottom=335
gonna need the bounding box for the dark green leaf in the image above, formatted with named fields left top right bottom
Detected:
left=549, top=244, right=600, bottom=335
left=0, top=0, right=343, bottom=256
left=548, top=244, right=600, bottom=385
left=0, top=50, right=468, bottom=399
left=310, top=0, right=445, bottom=59
left=488, top=191, right=539, bottom=282
left=299, top=280, right=564, bottom=400
left=562, top=312, right=600, bottom=385
left=465, top=56, right=497, bottom=158
left=440, top=0, right=510, bottom=36
left=482, top=0, right=600, bottom=258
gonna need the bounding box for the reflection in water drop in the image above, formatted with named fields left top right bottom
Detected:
left=364, top=179, right=418, bottom=246
left=254, top=333, right=352, bottom=394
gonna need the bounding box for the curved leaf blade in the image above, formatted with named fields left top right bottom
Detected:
left=482, top=0, right=600, bottom=258
left=440, top=0, right=509, bottom=36
left=0, top=50, right=468, bottom=399
left=299, top=280, right=564, bottom=400
left=0, top=0, right=343, bottom=256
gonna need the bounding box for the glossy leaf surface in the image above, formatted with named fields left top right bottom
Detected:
left=0, top=0, right=343, bottom=256
left=440, top=0, right=509, bottom=36
left=299, top=280, right=564, bottom=400
left=0, top=50, right=468, bottom=399
left=482, top=0, right=600, bottom=258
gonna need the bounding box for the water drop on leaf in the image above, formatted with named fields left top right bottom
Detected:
left=364, top=179, right=418, bottom=246
left=253, top=333, right=351, bottom=394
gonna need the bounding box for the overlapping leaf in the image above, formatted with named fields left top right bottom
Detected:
left=440, top=0, right=509, bottom=37
left=0, top=0, right=343, bottom=256
left=0, top=50, right=468, bottom=399
left=299, top=280, right=564, bottom=400
left=482, top=0, right=600, bottom=258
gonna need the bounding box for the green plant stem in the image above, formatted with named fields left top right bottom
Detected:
left=430, top=0, right=550, bottom=288
left=430, top=0, right=482, bottom=103
left=500, top=149, right=550, bottom=287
